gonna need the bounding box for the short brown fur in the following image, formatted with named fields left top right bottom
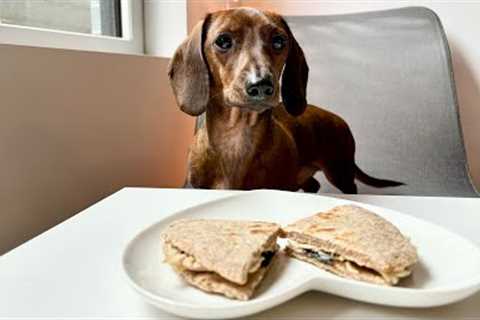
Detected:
left=168, top=8, right=403, bottom=193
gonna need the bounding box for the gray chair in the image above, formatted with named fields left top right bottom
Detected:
left=287, top=7, right=477, bottom=196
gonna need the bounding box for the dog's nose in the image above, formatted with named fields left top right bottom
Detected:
left=246, top=78, right=274, bottom=100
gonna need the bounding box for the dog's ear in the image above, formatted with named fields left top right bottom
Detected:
left=168, top=15, right=211, bottom=116
left=280, top=18, right=309, bottom=116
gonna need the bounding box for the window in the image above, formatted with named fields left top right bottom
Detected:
left=0, top=0, right=143, bottom=54
left=0, top=0, right=122, bottom=37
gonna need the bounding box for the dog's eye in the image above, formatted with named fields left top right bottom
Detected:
left=214, top=34, right=233, bottom=51
left=272, top=35, right=286, bottom=51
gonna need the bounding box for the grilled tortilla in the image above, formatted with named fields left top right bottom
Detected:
left=161, top=219, right=281, bottom=300
left=283, top=205, right=417, bottom=285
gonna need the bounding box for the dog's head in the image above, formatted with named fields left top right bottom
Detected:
left=168, top=8, right=309, bottom=116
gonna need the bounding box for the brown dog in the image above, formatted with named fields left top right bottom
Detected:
left=168, top=8, right=403, bottom=193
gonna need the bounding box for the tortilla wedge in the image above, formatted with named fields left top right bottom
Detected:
left=283, top=205, right=417, bottom=285
left=161, top=219, right=281, bottom=300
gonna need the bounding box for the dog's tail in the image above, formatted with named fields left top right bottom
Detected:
left=354, top=164, right=404, bottom=188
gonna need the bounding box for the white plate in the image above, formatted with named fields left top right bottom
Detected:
left=122, top=190, right=480, bottom=319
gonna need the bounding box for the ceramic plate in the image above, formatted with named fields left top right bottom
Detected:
left=122, top=190, right=480, bottom=319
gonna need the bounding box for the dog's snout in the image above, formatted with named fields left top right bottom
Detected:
left=246, top=78, right=274, bottom=100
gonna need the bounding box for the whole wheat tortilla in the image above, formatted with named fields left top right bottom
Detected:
left=161, top=219, right=281, bottom=285
left=283, top=205, right=417, bottom=282
left=179, top=252, right=276, bottom=301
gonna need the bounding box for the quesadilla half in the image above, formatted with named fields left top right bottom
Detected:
left=283, top=205, right=417, bottom=285
left=161, top=219, right=281, bottom=300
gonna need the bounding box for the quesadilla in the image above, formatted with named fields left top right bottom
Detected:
left=283, top=205, right=417, bottom=285
left=161, top=219, right=281, bottom=300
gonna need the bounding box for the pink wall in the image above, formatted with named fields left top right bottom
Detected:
left=0, top=44, right=195, bottom=253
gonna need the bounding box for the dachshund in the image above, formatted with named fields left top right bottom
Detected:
left=168, top=7, right=403, bottom=193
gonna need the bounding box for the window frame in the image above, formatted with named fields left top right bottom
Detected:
left=0, top=0, right=143, bottom=55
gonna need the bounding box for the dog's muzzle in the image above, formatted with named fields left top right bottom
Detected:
left=245, top=77, right=274, bottom=102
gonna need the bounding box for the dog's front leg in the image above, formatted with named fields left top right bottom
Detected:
left=182, top=178, right=194, bottom=189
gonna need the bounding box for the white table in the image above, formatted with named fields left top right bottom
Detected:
left=1, top=188, right=480, bottom=319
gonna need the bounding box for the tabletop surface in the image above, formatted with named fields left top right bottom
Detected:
left=1, top=188, right=480, bottom=319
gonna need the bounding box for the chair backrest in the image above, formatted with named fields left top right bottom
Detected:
left=287, top=7, right=477, bottom=196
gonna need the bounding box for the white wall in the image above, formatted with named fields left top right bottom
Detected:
left=272, top=0, right=480, bottom=188
left=144, top=0, right=187, bottom=57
